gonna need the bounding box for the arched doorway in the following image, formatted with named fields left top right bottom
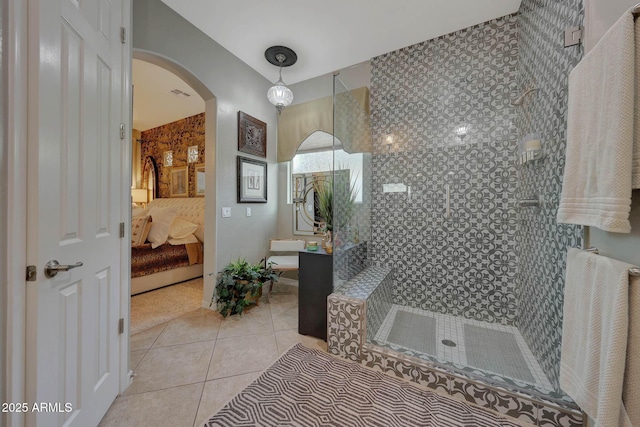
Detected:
left=129, top=49, right=217, bottom=332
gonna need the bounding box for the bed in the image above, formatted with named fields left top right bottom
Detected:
left=131, top=197, right=205, bottom=295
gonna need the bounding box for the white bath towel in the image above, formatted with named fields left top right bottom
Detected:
left=557, top=10, right=636, bottom=233
left=623, top=275, right=640, bottom=426
left=560, top=248, right=633, bottom=427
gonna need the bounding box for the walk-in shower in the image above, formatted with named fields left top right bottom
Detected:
left=329, top=8, right=583, bottom=412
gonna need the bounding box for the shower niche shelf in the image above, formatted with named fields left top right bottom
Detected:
left=519, top=148, right=544, bottom=165
left=518, top=132, right=544, bottom=165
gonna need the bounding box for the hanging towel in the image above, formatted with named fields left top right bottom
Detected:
left=560, top=248, right=634, bottom=427
left=557, top=10, right=636, bottom=233
left=623, top=275, right=640, bottom=426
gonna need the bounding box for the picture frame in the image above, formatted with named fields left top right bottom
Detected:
left=169, top=166, right=188, bottom=198
left=238, top=111, right=267, bottom=158
left=195, top=163, right=205, bottom=197
left=237, top=156, right=267, bottom=203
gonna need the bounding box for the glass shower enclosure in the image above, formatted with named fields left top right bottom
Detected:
left=330, top=66, right=569, bottom=404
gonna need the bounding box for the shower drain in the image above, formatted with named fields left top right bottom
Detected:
left=441, top=339, right=457, bottom=347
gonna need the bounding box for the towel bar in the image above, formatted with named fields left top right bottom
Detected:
left=586, top=247, right=640, bottom=277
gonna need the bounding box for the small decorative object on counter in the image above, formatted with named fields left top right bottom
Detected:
left=324, top=240, right=333, bottom=255
left=307, top=241, right=319, bottom=252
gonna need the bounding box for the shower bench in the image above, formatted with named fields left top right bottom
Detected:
left=326, top=266, right=583, bottom=427
left=328, top=265, right=394, bottom=362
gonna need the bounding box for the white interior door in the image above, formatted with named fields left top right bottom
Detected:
left=26, top=0, right=125, bottom=426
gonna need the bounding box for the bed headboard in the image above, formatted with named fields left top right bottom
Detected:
left=147, top=198, right=205, bottom=242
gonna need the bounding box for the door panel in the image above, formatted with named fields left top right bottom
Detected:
left=26, top=0, right=125, bottom=425
left=60, top=21, right=83, bottom=244
left=59, top=281, right=81, bottom=426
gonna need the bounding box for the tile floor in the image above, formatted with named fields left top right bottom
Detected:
left=374, top=304, right=554, bottom=392
left=99, top=283, right=326, bottom=427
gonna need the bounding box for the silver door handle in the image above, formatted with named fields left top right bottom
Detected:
left=44, top=260, right=83, bottom=278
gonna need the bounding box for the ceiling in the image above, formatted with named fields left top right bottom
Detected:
left=159, top=0, right=522, bottom=85
left=133, top=59, right=205, bottom=131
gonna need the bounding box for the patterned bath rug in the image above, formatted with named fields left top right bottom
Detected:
left=204, top=344, right=522, bottom=427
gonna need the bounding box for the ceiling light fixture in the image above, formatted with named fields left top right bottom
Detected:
left=265, top=46, right=297, bottom=114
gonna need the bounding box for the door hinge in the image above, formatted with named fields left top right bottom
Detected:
left=26, top=265, right=37, bottom=282
left=118, top=318, right=125, bottom=334
left=120, top=27, right=126, bottom=44
left=119, top=222, right=125, bottom=238
left=119, top=123, right=126, bottom=140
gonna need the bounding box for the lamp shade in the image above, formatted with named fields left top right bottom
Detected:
left=267, top=78, right=294, bottom=113
left=131, top=188, right=149, bottom=204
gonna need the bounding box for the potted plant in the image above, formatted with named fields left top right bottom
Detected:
left=314, top=170, right=358, bottom=251
left=211, top=258, right=279, bottom=317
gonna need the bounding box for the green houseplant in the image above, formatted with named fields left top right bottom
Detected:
left=211, top=258, right=279, bottom=317
left=314, top=171, right=358, bottom=234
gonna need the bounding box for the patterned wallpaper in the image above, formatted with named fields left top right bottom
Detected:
left=370, top=15, right=520, bottom=325
left=515, top=0, right=583, bottom=391
left=140, top=113, right=205, bottom=198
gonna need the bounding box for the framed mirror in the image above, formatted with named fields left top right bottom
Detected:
left=292, top=172, right=331, bottom=236
left=142, top=156, right=158, bottom=201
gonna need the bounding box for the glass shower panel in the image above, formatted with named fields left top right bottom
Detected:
left=332, top=75, right=372, bottom=287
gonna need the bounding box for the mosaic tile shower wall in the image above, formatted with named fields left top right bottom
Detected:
left=140, top=113, right=205, bottom=198
left=515, top=0, right=583, bottom=390
left=370, top=16, right=520, bottom=325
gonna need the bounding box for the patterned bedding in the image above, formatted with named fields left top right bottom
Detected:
left=131, top=242, right=203, bottom=279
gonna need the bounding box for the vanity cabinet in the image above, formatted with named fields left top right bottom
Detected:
left=298, top=250, right=333, bottom=341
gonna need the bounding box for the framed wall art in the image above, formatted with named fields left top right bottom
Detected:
left=238, top=111, right=267, bottom=158
left=169, top=166, right=188, bottom=197
left=237, top=156, right=267, bottom=203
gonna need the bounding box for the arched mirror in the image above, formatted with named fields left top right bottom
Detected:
left=142, top=156, right=159, bottom=201
left=291, top=131, right=362, bottom=236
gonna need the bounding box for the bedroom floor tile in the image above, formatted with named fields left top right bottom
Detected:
left=206, top=333, right=278, bottom=380
left=126, top=340, right=214, bottom=395
left=194, top=372, right=261, bottom=427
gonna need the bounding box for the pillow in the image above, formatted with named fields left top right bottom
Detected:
left=169, top=218, right=199, bottom=240
left=194, top=225, right=205, bottom=243
left=132, top=207, right=149, bottom=218
left=168, top=234, right=199, bottom=245
left=131, top=216, right=152, bottom=246
left=147, top=206, right=179, bottom=249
